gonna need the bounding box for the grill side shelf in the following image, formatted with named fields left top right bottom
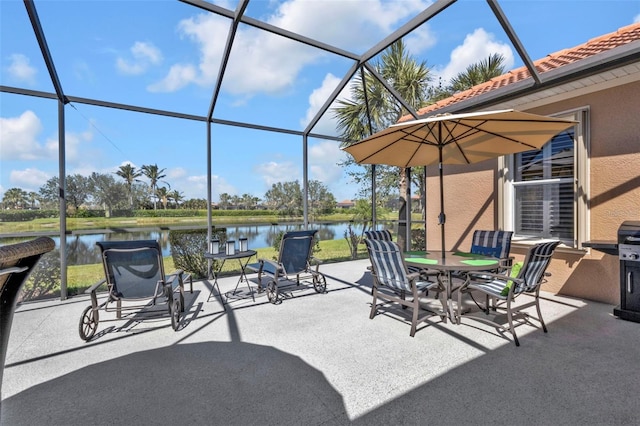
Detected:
left=583, top=241, right=619, bottom=256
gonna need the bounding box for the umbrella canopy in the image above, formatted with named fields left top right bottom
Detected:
left=343, top=109, right=577, bottom=257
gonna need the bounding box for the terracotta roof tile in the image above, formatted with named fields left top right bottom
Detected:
left=401, top=23, right=640, bottom=121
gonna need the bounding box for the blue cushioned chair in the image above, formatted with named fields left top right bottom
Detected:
left=365, top=239, right=446, bottom=337
left=78, top=240, right=191, bottom=341
left=247, top=230, right=326, bottom=304
left=457, top=241, right=560, bottom=346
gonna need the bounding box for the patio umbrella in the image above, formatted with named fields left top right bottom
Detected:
left=343, top=109, right=576, bottom=258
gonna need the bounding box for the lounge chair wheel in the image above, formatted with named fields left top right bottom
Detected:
left=171, top=299, right=181, bottom=331
left=313, top=274, right=327, bottom=293
left=79, top=306, right=98, bottom=341
left=266, top=280, right=278, bottom=304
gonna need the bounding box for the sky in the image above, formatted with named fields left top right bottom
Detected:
left=1, top=0, right=639, bottom=204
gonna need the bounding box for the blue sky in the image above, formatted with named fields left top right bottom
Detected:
left=2, top=0, right=639, bottom=204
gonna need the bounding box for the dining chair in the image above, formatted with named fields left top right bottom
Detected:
left=363, top=229, right=393, bottom=241
left=365, top=239, right=446, bottom=337
left=364, top=228, right=431, bottom=276
left=457, top=241, right=560, bottom=346
left=470, top=230, right=514, bottom=272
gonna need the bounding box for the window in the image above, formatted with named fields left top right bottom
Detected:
left=500, top=108, right=589, bottom=248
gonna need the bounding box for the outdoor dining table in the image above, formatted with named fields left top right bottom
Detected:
left=404, top=251, right=500, bottom=323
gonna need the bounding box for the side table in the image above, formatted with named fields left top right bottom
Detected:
left=204, top=250, right=257, bottom=304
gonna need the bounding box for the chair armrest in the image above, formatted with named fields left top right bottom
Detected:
left=255, top=259, right=281, bottom=277
left=166, top=270, right=191, bottom=292
left=84, top=278, right=107, bottom=295
left=467, top=271, right=523, bottom=284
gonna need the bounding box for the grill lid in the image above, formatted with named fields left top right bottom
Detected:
left=618, top=221, right=640, bottom=245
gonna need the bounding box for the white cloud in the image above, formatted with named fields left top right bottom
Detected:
left=116, top=41, right=163, bottom=75
left=148, top=63, right=198, bottom=92
left=0, top=110, right=44, bottom=160
left=9, top=168, right=51, bottom=191
left=0, top=109, right=96, bottom=165
left=254, top=161, right=300, bottom=188
left=5, top=54, right=37, bottom=85
left=271, top=0, right=430, bottom=50
left=434, top=28, right=514, bottom=85
left=150, top=0, right=432, bottom=95
left=635, top=14, right=640, bottom=23
left=167, top=167, right=188, bottom=180
left=308, top=141, right=346, bottom=187
left=301, top=73, right=342, bottom=134
left=43, top=127, right=93, bottom=164
left=403, top=26, right=437, bottom=56
left=178, top=174, right=236, bottom=200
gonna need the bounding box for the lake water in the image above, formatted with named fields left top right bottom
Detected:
left=49, top=222, right=362, bottom=265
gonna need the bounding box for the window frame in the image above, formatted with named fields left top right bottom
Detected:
left=498, top=107, right=590, bottom=249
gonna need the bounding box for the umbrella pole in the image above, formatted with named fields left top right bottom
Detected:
left=438, top=147, right=445, bottom=258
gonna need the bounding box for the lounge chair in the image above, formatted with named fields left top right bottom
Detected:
left=78, top=240, right=191, bottom=341
left=457, top=241, right=560, bottom=346
left=247, top=230, right=326, bottom=304
left=0, top=237, right=55, bottom=407
left=365, top=239, right=446, bottom=336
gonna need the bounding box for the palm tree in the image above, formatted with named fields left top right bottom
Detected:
left=115, top=163, right=142, bottom=209
left=169, top=190, right=184, bottom=209
left=155, top=186, right=170, bottom=210
left=334, top=39, right=432, bottom=249
left=141, top=164, right=168, bottom=210
left=449, top=53, right=506, bottom=93
left=27, top=191, right=39, bottom=209
left=2, top=188, right=28, bottom=209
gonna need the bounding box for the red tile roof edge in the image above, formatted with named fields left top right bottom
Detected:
left=398, top=23, right=640, bottom=122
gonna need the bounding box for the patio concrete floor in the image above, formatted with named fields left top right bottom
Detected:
left=2, top=258, right=639, bottom=425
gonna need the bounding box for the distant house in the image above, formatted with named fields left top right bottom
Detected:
left=407, top=23, right=640, bottom=305
left=336, top=199, right=355, bottom=209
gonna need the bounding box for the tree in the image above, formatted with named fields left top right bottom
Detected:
left=218, top=193, right=231, bottom=210
left=231, top=195, right=241, bottom=210
left=241, top=193, right=259, bottom=210
left=2, top=188, right=28, bottom=209
left=334, top=39, right=431, bottom=249
left=65, top=174, right=91, bottom=212
left=264, top=181, right=303, bottom=217
left=307, top=180, right=336, bottom=217
left=169, top=190, right=184, bottom=209
left=449, top=53, right=506, bottom=93
left=39, top=177, right=59, bottom=209
left=141, top=164, right=168, bottom=210
left=88, top=172, right=127, bottom=217
left=115, top=163, right=142, bottom=209
left=156, top=186, right=170, bottom=210
left=183, top=198, right=207, bottom=209
left=27, top=191, right=39, bottom=209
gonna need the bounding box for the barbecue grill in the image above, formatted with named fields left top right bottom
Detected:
left=584, top=220, right=640, bottom=322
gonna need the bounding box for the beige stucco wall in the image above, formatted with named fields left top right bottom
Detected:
left=425, top=79, right=640, bottom=305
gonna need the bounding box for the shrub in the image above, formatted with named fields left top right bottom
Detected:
left=169, top=228, right=227, bottom=279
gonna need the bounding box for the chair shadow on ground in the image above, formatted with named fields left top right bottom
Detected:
left=2, top=341, right=348, bottom=425
left=81, top=290, right=205, bottom=341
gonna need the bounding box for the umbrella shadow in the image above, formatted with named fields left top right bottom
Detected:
left=1, top=341, right=349, bottom=425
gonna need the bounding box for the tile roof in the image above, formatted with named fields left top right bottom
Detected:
left=402, top=23, right=640, bottom=120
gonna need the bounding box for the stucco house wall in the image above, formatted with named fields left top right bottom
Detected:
left=425, top=80, right=640, bottom=305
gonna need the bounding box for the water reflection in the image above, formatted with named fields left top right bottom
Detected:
left=22, top=223, right=350, bottom=266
